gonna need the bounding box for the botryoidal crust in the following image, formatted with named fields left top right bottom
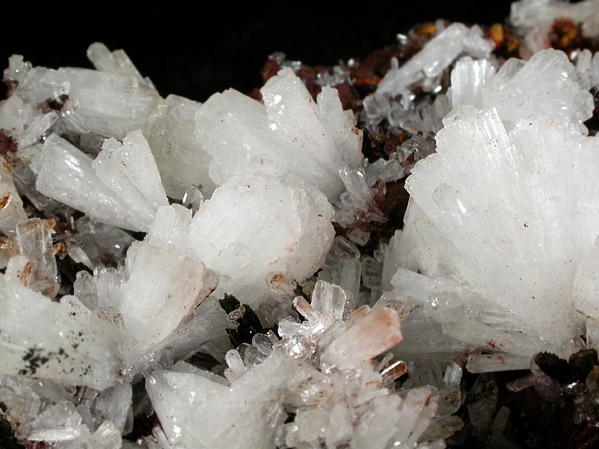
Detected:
left=3, top=0, right=599, bottom=448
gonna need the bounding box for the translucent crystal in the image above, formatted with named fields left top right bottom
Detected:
left=0, top=94, right=57, bottom=149
left=87, top=42, right=155, bottom=90
left=148, top=94, right=215, bottom=199
left=377, top=23, right=493, bottom=97
left=15, top=218, right=59, bottom=298
left=394, top=51, right=599, bottom=357
left=511, top=0, right=599, bottom=37
left=146, top=351, right=292, bottom=449
left=449, top=57, right=496, bottom=108
left=86, top=382, right=132, bottom=434
left=33, top=130, right=168, bottom=232
left=117, top=243, right=217, bottom=360
left=196, top=68, right=363, bottom=201
left=0, top=155, right=28, bottom=236
left=482, top=49, right=594, bottom=132
left=311, top=280, right=347, bottom=320
left=15, top=64, right=161, bottom=139
left=0, top=280, right=120, bottom=389
left=3, top=54, right=32, bottom=85
left=187, top=176, right=335, bottom=306
left=181, top=184, right=205, bottom=214
left=466, top=354, right=532, bottom=373
left=321, top=306, right=402, bottom=369
left=24, top=401, right=85, bottom=442
left=69, top=217, right=135, bottom=269
left=574, top=237, right=599, bottom=321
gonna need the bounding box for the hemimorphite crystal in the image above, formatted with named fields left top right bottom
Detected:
left=482, top=49, right=594, bottom=132
left=510, top=0, right=599, bottom=37
left=0, top=155, right=28, bottom=236
left=187, top=175, right=335, bottom=306
left=87, top=42, right=155, bottom=90
left=15, top=218, right=59, bottom=298
left=33, top=130, right=168, bottom=232
left=0, top=95, right=57, bottom=149
left=14, top=55, right=161, bottom=139
left=394, top=97, right=599, bottom=360
left=146, top=354, right=291, bottom=449
left=377, top=23, right=494, bottom=97
left=0, top=209, right=220, bottom=388
left=147, top=283, right=444, bottom=449
left=195, top=67, right=363, bottom=201
left=148, top=94, right=216, bottom=199
left=0, top=279, right=120, bottom=389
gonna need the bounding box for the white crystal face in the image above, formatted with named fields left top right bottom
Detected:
left=377, top=23, right=494, bottom=97
left=147, top=353, right=292, bottom=449
left=0, top=155, right=28, bottom=236
left=0, top=95, right=57, bottom=149
left=394, top=49, right=599, bottom=358
left=481, top=49, right=594, bottom=132
left=196, top=67, right=363, bottom=202
left=148, top=94, right=216, bottom=199
left=14, top=64, right=160, bottom=139
left=187, top=175, right=335, bottom=306
left=0, top=278, right=120, bottom=390
left=146, top=283, right=445, bottom=449
left=510, top=0, right=599, bottom=37
left=33, top=130, right=168, bottom=232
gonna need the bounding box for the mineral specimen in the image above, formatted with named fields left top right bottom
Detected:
left=4, top=1, right=599, bottom=448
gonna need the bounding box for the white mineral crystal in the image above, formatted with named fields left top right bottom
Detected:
left=511, top=0, right=599, bottom=37
left=0, top=375, right=125, bottom=448
left=68, top=217, right=135, bottom=270
left=448, top=49, right=593, bottom=132
left=87, top=42, right=156, bottom=90
left=15, top=218, right=59, bottom=297
left=448, top=57, right=496, bottom=109
left=148, top=94, right=216, bottom=199
left=482, top=49, right=594, bottom=132
left=3, top=54, right=31, bottom=85
left=0, top=208, right=221, bottom=388
left=0, top=94, right=58, bottom=149
left=147, top=282, right=444, bottom=449
left=196, top=67, right=363, bottom=201
left=0, top=155, right=28, bottom=236
left=32, top=130, right=168, bottom=232
left=6, top=4, right=599, bottom=446
left=186, top=175, right=335, bottom=306
left=13, top=46, right=161, bottom=139
left=392, top=49, right=599, bottom=361
left=0, top=278, right=120, bottom=389
left=146, top=354, right=291, bottom=449
left=377, top=23, right=494, bottom=98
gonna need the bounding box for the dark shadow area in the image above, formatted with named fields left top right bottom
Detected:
left=1, top=2, right=514, bottom=100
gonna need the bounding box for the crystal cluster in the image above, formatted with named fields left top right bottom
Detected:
left=4, top=0, right=599, bottom=447
left=196, top=67, right=364, bottom=201
left=146, top=282, right=451, bottom=449
left=393, top=48, right=599, bottom=368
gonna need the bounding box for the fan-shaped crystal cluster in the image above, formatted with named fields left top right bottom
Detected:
left=3, top=0, right=599, bottom=447
left=393, top=48, right=599, bottom=368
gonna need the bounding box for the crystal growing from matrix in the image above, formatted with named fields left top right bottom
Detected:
left=6, top=2, right=599, bottom=446
left=33, top=130, right=169, bottom=232
left=13, top=57, right=160, bottom=139
left=393, top=49, right=599, bottom=364
left=376, top=23, right=493, bottom=98
left=148, top=94, right=216, bottom=199
left=186, top=175, right=335, bottom=306
left=147, top=283, right=444, bottom=449
left=196, top=67, right=363, bottom=201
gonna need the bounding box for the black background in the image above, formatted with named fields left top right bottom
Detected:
left=1, top=2, right=514, bottom=102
